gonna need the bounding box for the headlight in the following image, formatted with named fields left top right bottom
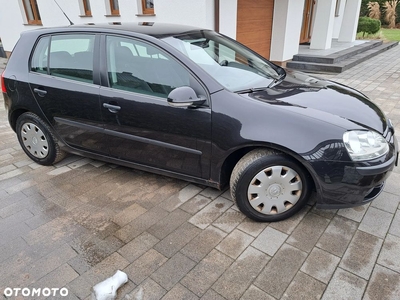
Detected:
left=343, top=130, right=389, bottom=161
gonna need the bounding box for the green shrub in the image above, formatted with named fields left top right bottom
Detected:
left=357, top=16, right=381, bottom=36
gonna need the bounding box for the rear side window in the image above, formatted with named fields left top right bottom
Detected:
left=31, top=34, right=95, bottom=83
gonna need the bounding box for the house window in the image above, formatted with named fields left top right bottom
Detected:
left=141, top=0, right=154, bottom=14
left=22, top=0, right=42, bottom=25
left=110, top=0, right=120, bottom=15
left=82, top=0, right=92, bottom=16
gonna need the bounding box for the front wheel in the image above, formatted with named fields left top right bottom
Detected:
left=230, top=149, right=311, bottom=222
left=16, top=112, right=66, bottom=165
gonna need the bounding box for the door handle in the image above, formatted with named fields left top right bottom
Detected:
left=103, top=103, right=121, bottom=113
left=33, top=88, right=47, bottom=97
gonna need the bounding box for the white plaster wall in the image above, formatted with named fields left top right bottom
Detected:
left=219, top=0, right=238, bottom=39
left=0, top=0, right=214, bottom=52
left=270, top=0, right=305, bottom=62
left=332, top=0, right=346, bottom=38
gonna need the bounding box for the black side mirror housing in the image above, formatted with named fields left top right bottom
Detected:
left=167, top=86, right=206, bottom=108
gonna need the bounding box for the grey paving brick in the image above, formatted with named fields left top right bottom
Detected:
left=200, top=289, right=226, bottom=300
left=254, top=243, right=307, bottom=299
left=216, top=229, right=254, bottom=259
left=269, top=205, right=310, bottom=234
left=0, top=222, right=31, bottom=247
left=29, top=263, right=79, bottom=290
left=212, top=208, right=246, bottom=233
left=252, top=226, right=288, bottom=256
left=312, top=207, right=338, bottom=219
left=389, top=209, right=400, bottom=238
left=118, top=232, right=159, bottom=262
left=358, top=206, right=393, bottom=238
left=371, top=191, right=400, bottom=213
left=377, top=234, right=400, bottom=273
left=151, top=252, right=196, bottom=290
left=321, top=268, right=367, bottom=300
left=112, top=203, right=147, bottom=227
left=114, top=206, right=169, bottom=243
left=8, top=242, right=77, bottom=288
left=213, top=247, right=269, bottom=300
left=286, top=213, right=330, bottom=253
left=181, top=225, right=226, bottom=262
left=282, top=271, right=326, bottom=300
left=160, top=184, right=203, bottom=212
left=162, top=283, right=199, bottom=300
left=147, top=209, right=191, bottom=239
left=181, top=249, right=233, bottom=297
left=0, top=237, right=27, bottom=262
left=364, top=264, right=400, bottom=300
left=337, top=204, right=369, bottom=222
left=180, top=194, right=212, bottom=215
left=189, top=197, right=233, bottom=230
left=154, top=222, right=201, bottom=258
left=240, top=285, right=275, bottom=300
left=68, top=235, right=124, bottom=273
left=237, top=218, right=269, bottom=237
left=124, top=249, right=167, bottom=285
left=199, top=187, right=224, bottom=200
left=126, top=278, right=167, bottom=300
left=317, top=215, right=358, bottom=257
left=384, top=172, right=400, bottom=196
left=340, top=230, right=383, bottom=280
left=300, top=247, right=340, bottom=284
left=23, top=215, right=86, bottom=246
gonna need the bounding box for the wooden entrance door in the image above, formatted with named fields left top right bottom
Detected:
left=300, top=0, right=315, bottom=44
left=236, top=0, right=274, bottom=59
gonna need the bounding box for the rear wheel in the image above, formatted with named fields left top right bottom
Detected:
left=16, top=112, right=66, bottom=165
left=230, top=149, right=311, bottom=222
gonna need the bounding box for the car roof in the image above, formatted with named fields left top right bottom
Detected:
left=28, top=22, right=205, bottom=39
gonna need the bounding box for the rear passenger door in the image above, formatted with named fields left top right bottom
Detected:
left=28, top=33, right=107, bottom=154
left=99, top=35, right=212, bottom=179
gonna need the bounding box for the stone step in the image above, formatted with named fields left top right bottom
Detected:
left=292, top=40, right=383, bottom=64
left=286, top=41, right=399, bottom=73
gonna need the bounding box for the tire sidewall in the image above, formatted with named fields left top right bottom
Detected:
left=16, top=113, right=57, bottom=166
left=234, top=154, right=310, bottom=222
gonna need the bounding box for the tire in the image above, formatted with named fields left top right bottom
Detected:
left=230, top=148, right=311, bottom=222
left=16, top=112, right=66, bottom=165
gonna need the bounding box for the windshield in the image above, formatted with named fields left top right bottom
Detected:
left=162, top=30, right=282, bottom=92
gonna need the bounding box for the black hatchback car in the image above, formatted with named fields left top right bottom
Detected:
left=1, top=23, right=398, bottom=222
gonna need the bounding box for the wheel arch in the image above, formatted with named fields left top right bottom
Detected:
left=9, top=108, right=29, bottom=131
left=218, top=143, right=319, bottom=192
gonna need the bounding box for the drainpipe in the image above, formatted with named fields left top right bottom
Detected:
left=214, top=0, right=220, bottom=32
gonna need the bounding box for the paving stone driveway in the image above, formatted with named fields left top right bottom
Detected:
left=0, top=45, right=400, bottom=300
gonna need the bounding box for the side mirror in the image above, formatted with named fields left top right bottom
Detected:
left=167, top=86, right=206, bottom=108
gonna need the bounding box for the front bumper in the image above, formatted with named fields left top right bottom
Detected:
left=314, top=135, right=398, bottom=209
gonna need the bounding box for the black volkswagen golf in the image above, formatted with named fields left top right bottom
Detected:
left=1, top=23, right=398, bottom=222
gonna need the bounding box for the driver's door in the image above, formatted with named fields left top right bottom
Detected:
left=99, top=35, right=212, bottom=178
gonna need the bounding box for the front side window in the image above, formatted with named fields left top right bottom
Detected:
left=163, top=31, right=281, bottom=92
left=141, top=0, right=154, bottom=14
left=22, top=0, right=42, bottom=25
left=106, top=36, right=191, bottom=98
left=31, top=34, right=95, bottom=83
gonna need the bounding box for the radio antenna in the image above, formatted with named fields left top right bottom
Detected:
left=53, top=0, right=74, bottom=25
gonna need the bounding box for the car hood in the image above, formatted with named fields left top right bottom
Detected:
left=248, top=70, right=387, bottom=134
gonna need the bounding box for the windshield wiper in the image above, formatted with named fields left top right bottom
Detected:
left=234, top=87, right=270, bottom=94
left=268, top=72, right=286, bottom=88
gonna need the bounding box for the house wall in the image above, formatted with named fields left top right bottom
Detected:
left=0, top=0, right=214, bottom=52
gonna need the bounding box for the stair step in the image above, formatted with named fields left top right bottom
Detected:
left=286, top=41, right=399, bottom=73
left=292, top=40, right=383, bottom=64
